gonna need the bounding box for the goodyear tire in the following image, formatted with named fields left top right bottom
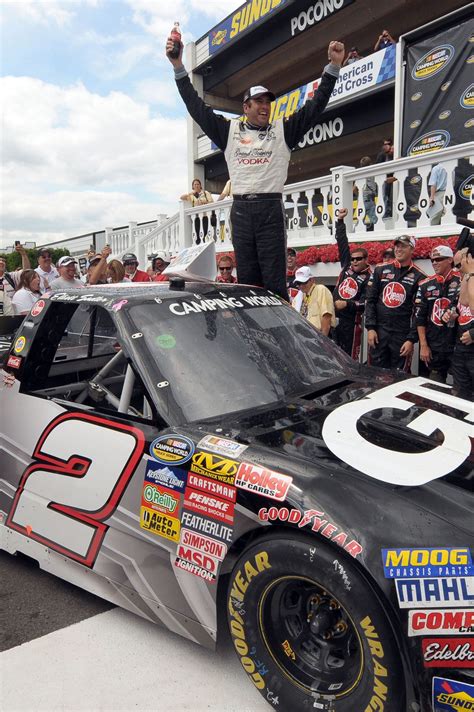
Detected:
left=227, top=534, right=404, bottom=711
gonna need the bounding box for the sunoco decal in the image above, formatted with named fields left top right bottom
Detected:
left=432, top=677, right=474, bottom=711
left=460, top=83, right=474, bottom=109
left=412, top=45, right=455, bottom=81
left=149, top=435, right=194, bottom=465
left=407, top=130, right=450, bottom=157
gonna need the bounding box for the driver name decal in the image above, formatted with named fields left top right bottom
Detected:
left=168, top=294, right=281, bottom=315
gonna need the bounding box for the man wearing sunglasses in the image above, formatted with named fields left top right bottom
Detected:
left=216, top=256, right=236, bottom=284
left=333, top=208, right=371, bottom=358
left=415, top=245, right=460, bottom=383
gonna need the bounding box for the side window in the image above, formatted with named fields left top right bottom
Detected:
left=21, top=303, right=155, bottom=422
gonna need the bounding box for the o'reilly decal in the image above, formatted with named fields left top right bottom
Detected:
left=407, top=130, right=450, bottom=157
left=460, top=83, right=474, bottom=109
left=459, top=175, right=474, bottom=201
left=412, top=44, right=455, bottom=81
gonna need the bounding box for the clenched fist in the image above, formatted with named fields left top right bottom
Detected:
left=328, top=41, right=345, bottom=67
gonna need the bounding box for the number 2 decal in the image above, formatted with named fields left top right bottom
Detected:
left=7, top=412, right=145, bottom=567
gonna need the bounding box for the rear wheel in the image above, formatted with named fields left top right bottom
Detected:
left=227, top=535, right=405, bottom=711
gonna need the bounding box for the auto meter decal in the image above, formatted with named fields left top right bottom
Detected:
left=431, top=298, right=451, bottom=326
left=382, top=548, right=474, bottom=578
left=30, top=299, right=45, bottom=317
left=149, top=435, right=194, bottom=465
left=236, top=463, right=292, bottom=501
left=432, top=677, right=474, bottom=711
left=338, top=277, right=358, bottom=299
left=144, top=461, right=187, bottom=493
left=460, top=83, right=474, bottom=109
left=13, top=336, right=26, bottom=354
left=140, top=508, right=180, bottom=542
left=408, top=609, right=474, bottom=636
left=422, top=637, right=474, bottom=668
left=395, top=577, right=474, bottom=608
left=411, top=45, right=455, bottom=81
left=382, top=282, right=406, bottom=308
left=407, top=130, right=450, bottom=157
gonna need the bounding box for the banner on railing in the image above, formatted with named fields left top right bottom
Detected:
left=402, top=18, right=474, bottom=156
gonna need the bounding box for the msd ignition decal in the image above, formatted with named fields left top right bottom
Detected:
left=149, top=435, right=194, bottom=465
left=382, top=548, right=474, bottom=579
left=236, top=462, right=292, bottom=501
left=258, top=507, right=363, bottom=558
left=197, top=434, right=248, bottom=458
left=432, top=677, right=474, bottom=711
left=408, top=609, right=474, bottom=637
left=460, top=83, right=474, bottom=109
left=322, top=377, right=474, bottom=486
left=411, top=45, right=455, bottom=80
left=7, top=412, right=144, bottom=567
left=408, top=130, right=450, bottom=157
left=190, top=451, right=238, bottom=484
left=395, top=577, right=474, bottom=609
left=174, top=543, right=219, bottom=583
left=422, top=638, right=474, bottom=668
left=144, top=461, right=186, bottom=493
left=382, top=282, right=406, bottom=308
left=338, top=277, right=358, bottom=299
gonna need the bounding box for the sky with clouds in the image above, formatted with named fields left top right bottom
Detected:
left=0, top=0, right=242, bottom=248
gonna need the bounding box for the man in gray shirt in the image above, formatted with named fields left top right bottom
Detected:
left=50, top=256, right=85, bottom=289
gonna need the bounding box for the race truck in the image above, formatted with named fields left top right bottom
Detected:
left=0, top=282, right=472, bottom=711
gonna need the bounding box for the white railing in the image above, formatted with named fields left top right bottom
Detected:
left=108, top=143, right=473, bottom=263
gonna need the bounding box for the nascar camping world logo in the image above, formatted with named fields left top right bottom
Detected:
left=460, top=83, right=474, bottom=109
left=459, top=175, right=474, bottom=201
left=412, top=44, right=455, bottom=80
left=408, top=130, right=450, bottom=157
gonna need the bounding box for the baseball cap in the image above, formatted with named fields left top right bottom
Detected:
left=430, top=245, right=453, bottom=259
left=287, top=247, right=297, bottom=256
left=152, top=251, right=170, bottom=264
left=37, top=248, right=52, bottom=258
left=243, top=86, right=276, bottom=103
left=394, top=234, right=416, bottom=248
left=122, top=252, right=138, bottom=264
left=58, top=256, right=77, bottom=267
left=294, top=266, right=313, bottom=284
left=88, top=254, right=103, bottom=265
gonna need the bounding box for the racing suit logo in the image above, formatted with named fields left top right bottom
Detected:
left=338, top=277, right=358, bottom=300
left=382, top=282, right=406, bottom=308
left=458, top=303, right=474, bottom=326
left=431, top=297, right=451, bottom=326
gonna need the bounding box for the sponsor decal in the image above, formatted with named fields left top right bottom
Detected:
left=208, top=0, right=288, bottom=55
left=168, top=294, right=281, bottom=316
left=258, top=507, right=363, bottom=558
left=236, top=463, right=292, bottom=501
left=422, top=637, right=474, bottom=668
left=184, top=486, right=235, bottom=524
left=460, top=84, right=474, bottom=109
left=411, top=92, right=422, bottom=101
left=408, top=609, right=474, bottom=637
left=432, top=677, right=474, bottom=711
left=395, top=577, right=474, bottom=608
left=141, top=482, right=179, bottom=515
left=181, top=510, right=233, bottom=543
left=211, top=29, right=227, bottom=47
left=467, top=54, right=474, bottom=65
left=441, top=81, right=452, bottom=92
left=144, top=462, right=186, bottom=492
left=190, top=451, right=238, bottom=484
left=290, top=0, right=351, bottom=37
left=174, top=542, right=219, bottom=582
left=6, top=355, right=21, bottom=369
left=180, top=528, right=227, bottom=560
left=188, top=472, right=236, bottom=502
left=382, top=548, right=474, bottom=579
left=382, top=282, right=406, bottom=308
left=465, top=118, right=474, bottom=129
left=149, top=435, right=194, bottom=465
left=13, top=336, right=26, bottom=354
left=459, top=175, right=474, bottom=201
left=228, top=552, right=271, bottom=690
left=140, top=506, right=180, bottom=542
left=31, top=299, right=45, bottom=317
left=360, top=616, right=389, bottom=708
left=410, top=119, right=421, bottom=129
left=439, top=110, right=451, bottom=120
left=49, top=292, right=108, bottom=304
left=412, top=45, right=455, bottom=80
left=432, top=298, right=452, bottom=326
left=111, top=299, right=128, bottom=313
left=338, top=276, right=358, bottom=300
left=458, top=303, right=474, bottom=327
left=198, top=434, right=248, bottom=458
left=408, top=130, right=450, bottom=157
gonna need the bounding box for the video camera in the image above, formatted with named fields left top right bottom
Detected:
left=456, top=219, right=474, bottom=258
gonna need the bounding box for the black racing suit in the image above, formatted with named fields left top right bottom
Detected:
left=333, top=218, right=371, bottom=359
left=414, top=270, right=461, bottom=382
left=175, top=69, right=338, bottom=301
left=365, top=260, right=425, bottom=370
left=452, top=301, right=474, bottom=401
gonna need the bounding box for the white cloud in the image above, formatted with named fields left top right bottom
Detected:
left=1, top=0, right=75, bottom=27
left=125, top=0, right=242, bottom=39
left=133, top=78, right=178, bottom=107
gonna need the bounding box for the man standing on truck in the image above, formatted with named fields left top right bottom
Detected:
left=167, top=36, right=344, bottom=301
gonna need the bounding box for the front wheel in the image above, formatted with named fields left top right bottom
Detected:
left=227, top=535, right=405, bottom=711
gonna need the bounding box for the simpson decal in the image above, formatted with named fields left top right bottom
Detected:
left=432, top=677, right=474, bottom=711
left=411, top=45, right=455, bottom=80
left=395, top=577, right=474, bottom=608
left=149, top=435, right=194, bottom=465
left=422, top=637, right=474, bottom=668
left=408, top=609, right=474, bottom=637
left=382, top=548, right=474, bottom=579
left=180, top=528, right=227, bottom=560
left=236, top=463, right=292, bottom=501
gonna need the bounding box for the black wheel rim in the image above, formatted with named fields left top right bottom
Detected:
left=258, top=576, right=363, bottom=696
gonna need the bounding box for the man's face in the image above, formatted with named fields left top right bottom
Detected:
left=38, top=253, right=52, bottom=270
left=243, top=95, right=272, bottom=127
left=297, top=279, right=313, bottom=294
left=0, top=258, right=5, bottom=276
left=218, top=262, right=233, bottom=281
left=60, top=263, right=77, bottom=280
left=154, top=259, right=166, bottom=273
left=287, top=253, right=296, bottom=271
left=431, top=255, right=452, bottom=277
left=350, top=251, right=368, bottom=273
left=394, top=242, right=413, bottom=264
left=383, top=140, right=392, bottom=153
left=124, top=261, right=137, bottom=276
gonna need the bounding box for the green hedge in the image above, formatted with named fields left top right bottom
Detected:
left=0, top=247, right=70, bottom=271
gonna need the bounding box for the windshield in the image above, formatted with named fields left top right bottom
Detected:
left=128, top=297, right=354, bottom=422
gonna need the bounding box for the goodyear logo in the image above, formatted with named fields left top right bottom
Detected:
left=459, top=175, right=474, bottom=201
left=382, top=548, right=474, bottom=579
left=408, top=130, right=450, bottom=157
left=460, top=83, right=474, bottom=109
left=412, top=44, right=455, bottom=80
left=208, top=0, right=287, bottom=55
left=190, top=451, right=238, bottom=483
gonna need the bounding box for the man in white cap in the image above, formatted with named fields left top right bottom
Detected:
left=292, top=266, right=335, bottom=337
left=365, top=234, right=426, bottom=370
left=414, top=245, right=460, bottom=382
left=167, top=37, right=345, bottom=301
left=50, top=256, right=85, bottom=290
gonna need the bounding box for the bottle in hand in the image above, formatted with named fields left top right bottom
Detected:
left=168, top=21, right=182, bottom=59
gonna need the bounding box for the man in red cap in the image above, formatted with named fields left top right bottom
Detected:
left=415, top=245, right=460, bottom=382
left=167, top=37, right=345, bottom=301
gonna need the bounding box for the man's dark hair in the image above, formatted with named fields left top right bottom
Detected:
left=351, top=247, right=368, bottom=258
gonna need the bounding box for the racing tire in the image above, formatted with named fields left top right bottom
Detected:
left=227, top=534, right=405, bottom=711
